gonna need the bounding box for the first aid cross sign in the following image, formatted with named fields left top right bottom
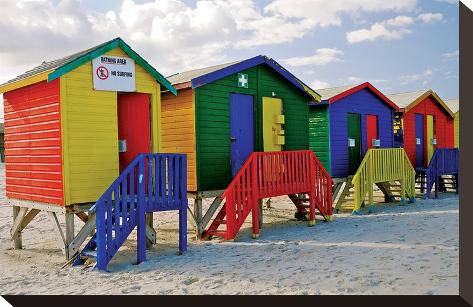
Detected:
left=238, top=73, right=248, bottom=88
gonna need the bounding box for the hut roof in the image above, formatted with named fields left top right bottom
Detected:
left=445, top=99, right=459, bottom=113
left=0, top=37, right=177, bottom=95
left=386, top=90, right=454, bottom=117
left=166, top=55, right=321, bottom=102
left=313, top=82, right=399, bottom=110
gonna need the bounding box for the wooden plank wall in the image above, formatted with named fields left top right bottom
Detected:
left=402, top=95, right=455, bottom=168
left=61, top=47, right=161, bottom=205
left=161, top=88, right=197, bottom=191
left=3, top=80, right=64, bottom=204
left=308, top=105, right=331, bottom=173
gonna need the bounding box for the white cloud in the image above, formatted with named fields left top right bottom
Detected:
left=310, top=80, right=331, bottom=89
left=346, top=22, right=412, bottom=44
left=399, top=68, right=434, bottom=85
left=346, top=12, right=442, bottom=44
left=385, top=16, right=415, bottom=27
left=347, top=76, right=364, bottom=83
left=283, top=48, right=343, bottom=67
left=434, top=0, right=458, bottom=4
left=0, top=0, right=420, bottom=83
left=417, top=12, right=443, bottom=23
left=443, top=49, right=459, bottom=58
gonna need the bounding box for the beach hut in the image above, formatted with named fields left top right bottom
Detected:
left=161, top=55, right=322, bottom=235
left=445, top=99, right=459, bottom=148
left=387, top=90, right=455, bottom=169
left=0, top=37, right=185, bottom=260
left=309, top=82, right=399, bottom=178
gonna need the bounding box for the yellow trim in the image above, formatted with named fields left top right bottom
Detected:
left=60, top=76, right=72, bottom=206
left=404, top=90, right=455, bottom=118
left=427, top=115, right=435, bottom=163
left=0, top=71, right=52, bottom=93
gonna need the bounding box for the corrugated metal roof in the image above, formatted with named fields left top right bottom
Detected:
left=1, top=39, right=114, bottom=87
left=386, top=90, right=429, bottom=109
left=445, top=99, right=459, bottom=113
left=166, top=60, right=242, bottom=85
left=315, top=84, right=358, bottom=101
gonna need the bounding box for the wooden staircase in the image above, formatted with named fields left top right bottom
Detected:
left=73, top=154, right=188, bottom=270
left=201, top=150, right=333, bottom=240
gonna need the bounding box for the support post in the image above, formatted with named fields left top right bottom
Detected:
left=65, top=212, right=75, bottom=259
left=12, top=206, right=23, bottom=249
left=145, top=213, right=156, bottom=248
left=194, top=196, right=203, bottom=238
left=258, top=199, right=263, bottom=230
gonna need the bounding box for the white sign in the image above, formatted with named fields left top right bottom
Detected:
left=348, top=138, right=355, bottom=147
left=416, top=138, right=421, bottom=145
left=92, top=55, right=136, bottom=92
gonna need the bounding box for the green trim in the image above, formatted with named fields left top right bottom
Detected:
left=47, top=37, right=177, bottom=95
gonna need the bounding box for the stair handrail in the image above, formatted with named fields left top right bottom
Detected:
left=425, top=148, right=459, bottom=198
left=214, top=150, right=333, bottom=239
left=352, top=148, right=416, bottom=212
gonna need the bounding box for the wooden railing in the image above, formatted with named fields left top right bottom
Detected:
left=352, top=148, right=416, bottom=213
left=425, top=148, right=459, bottom=198
left=204, top=150, right=333, bottom=240
left=84, top=153, right=187, bottom=270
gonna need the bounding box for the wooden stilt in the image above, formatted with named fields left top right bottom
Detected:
left=12, top=206, right=24, bottom=249
left=145, top=212, right=156, bottom=248
left=65, top=213, right=74, bottom=259
left=258, top=199, right=263, bottom=230
left=194, top=196, right=203, bottom=238
left=48, top=212, right=66, bottom=255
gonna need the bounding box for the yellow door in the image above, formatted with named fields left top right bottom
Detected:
left=262, top=97, right=285, bottom=151
left=426, top=115, right=435, bottom=163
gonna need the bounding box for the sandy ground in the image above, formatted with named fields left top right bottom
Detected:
left=0, top=163, right=459, bottom=295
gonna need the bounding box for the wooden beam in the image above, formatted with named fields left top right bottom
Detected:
left=67, top=214, right=96, bottom=259
left=19, top=209, right=40, bottom=233
left=10, top=207, right=27, bottom=240
left=200, top=196, right=223, bottom=233
left=48, top=212, right=66, bottom=255
left=146, top=224, right=157, bottom=248
left=75, top=212, right=88, bottom=223
left=65, top=213, right=74, bottom=259
left=12, top=207, right=24, bottom=249
left=194, top=197, right=203, bottom=238
left=8, top=199, right=65, bottom=213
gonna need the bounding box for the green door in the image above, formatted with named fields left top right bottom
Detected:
left=347, top=113, right=362, bottom=174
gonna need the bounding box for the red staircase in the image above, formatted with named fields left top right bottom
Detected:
left=202, top=150, right=333, bottom=240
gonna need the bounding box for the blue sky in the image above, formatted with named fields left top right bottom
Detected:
left=0, top=0, right=459, bottom=106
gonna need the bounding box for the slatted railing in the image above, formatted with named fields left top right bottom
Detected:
left=83, top=153, right=187, bottom=270
left=204, top=150, right=333, bottom=240
left=352, top=148, right=416, bottom=213
left=425, top=148, right=459, bottom=198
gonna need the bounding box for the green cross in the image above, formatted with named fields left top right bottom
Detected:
left=238, top=73, right=248, bottom=88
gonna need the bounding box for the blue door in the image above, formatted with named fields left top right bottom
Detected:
left=230, top=93, right=254, bottom=177
left=415, top=113, right=424, bottom=168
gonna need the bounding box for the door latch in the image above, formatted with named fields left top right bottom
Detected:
left=230, top=137, right=237, bottom=143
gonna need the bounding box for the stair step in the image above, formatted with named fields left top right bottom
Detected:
left=214, top=219, right=227, bottom=225
left=205, top=230, right=227, bottom=238
left=81, top=250, right=97, bottom=259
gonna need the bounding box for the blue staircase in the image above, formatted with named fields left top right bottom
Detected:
left=73, top=153, right=188, bottom=270
left=424, top=148, right=459, bottom=199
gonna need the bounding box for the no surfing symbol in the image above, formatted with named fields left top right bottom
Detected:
left=96, top=66, right=109, bottom=80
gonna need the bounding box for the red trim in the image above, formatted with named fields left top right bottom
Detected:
left=328, top=82, right=400, bottom=111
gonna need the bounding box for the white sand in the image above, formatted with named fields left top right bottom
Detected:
left=0, top=163, right=459, bottom=295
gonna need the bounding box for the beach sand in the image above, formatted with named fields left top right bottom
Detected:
left=0, top=163, right=459, bottom=295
